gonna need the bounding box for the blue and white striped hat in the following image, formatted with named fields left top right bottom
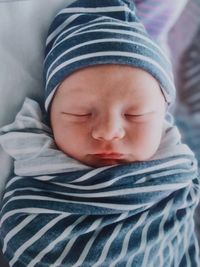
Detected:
left=44, top=0, right=175, bottom=111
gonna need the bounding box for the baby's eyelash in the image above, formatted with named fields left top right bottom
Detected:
left=125, top=114, right=144, bottom=117
left=125, top=111, right=155, bottom=117
left=62, top=112, right=91, bottom=117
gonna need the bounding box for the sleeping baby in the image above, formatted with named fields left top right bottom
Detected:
left=50, top=64, right=166, bottom=168
left=0, top=0, right=199, bottom=266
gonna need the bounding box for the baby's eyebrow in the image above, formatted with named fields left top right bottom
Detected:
left=60, top=101, right=93, bottom=109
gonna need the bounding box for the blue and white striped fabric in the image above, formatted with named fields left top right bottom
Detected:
left=43, top=0, right=175, bottom=111
left=0, top=98, right=199, bottom=266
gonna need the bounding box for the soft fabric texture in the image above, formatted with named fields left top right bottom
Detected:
left=0, top=0, right=74, bottom=204
left=0, top=98, right=199, bottom=267
left=44, top=0, right=175, bottom=111
left=0, top=0, right=72, bottom=129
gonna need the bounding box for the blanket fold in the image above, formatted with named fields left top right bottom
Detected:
left=0, top=98, right=199, bottom=267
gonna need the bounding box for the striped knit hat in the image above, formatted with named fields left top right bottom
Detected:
left=44, top=0, right=175, bottom=111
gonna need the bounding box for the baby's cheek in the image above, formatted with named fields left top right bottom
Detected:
left=54, top=132, right=67, bottom=152
left=52, top=123, right=70, bottom=150
left=136, top=122, right=163, bottom=158
left=54, top=125, right=87, bottom=154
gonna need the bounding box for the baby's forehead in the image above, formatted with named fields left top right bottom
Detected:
left=56, top=66, right=165, bottom=111
left=56, top=64, right=163, bottom=100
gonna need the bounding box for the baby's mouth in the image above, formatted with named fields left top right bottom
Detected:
left=86, top=153, right=130, bottom=167
left=93, top=153, right=125, bottom=160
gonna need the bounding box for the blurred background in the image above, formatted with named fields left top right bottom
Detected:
left=136, top=0, right=200, bottom=247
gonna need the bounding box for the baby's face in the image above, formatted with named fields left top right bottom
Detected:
left=50, top=65, right=165, bottom=167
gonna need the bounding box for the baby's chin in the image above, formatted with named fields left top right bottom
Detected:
left=85, top=158, right=129, bottom=168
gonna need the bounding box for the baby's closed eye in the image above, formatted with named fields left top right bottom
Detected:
left=62, top=112, right=91, bottom=116
left=61, top=112, right=91, bottom=122
left=124, top=110, right=157, bottom=121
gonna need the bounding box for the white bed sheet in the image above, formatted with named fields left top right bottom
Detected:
left=0, top=0, right=76, bottom=201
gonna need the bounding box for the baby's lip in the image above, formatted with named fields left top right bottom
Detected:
left=93, top=152, right=125, bottom=159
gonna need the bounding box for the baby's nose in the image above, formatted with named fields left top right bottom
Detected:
left=91, top=117, right=125, bottom=141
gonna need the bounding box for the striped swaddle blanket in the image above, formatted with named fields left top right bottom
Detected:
left=0, top=98, right=199, bottom=267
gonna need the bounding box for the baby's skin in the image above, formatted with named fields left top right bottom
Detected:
left=50, top=64, right=166, bottom=167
